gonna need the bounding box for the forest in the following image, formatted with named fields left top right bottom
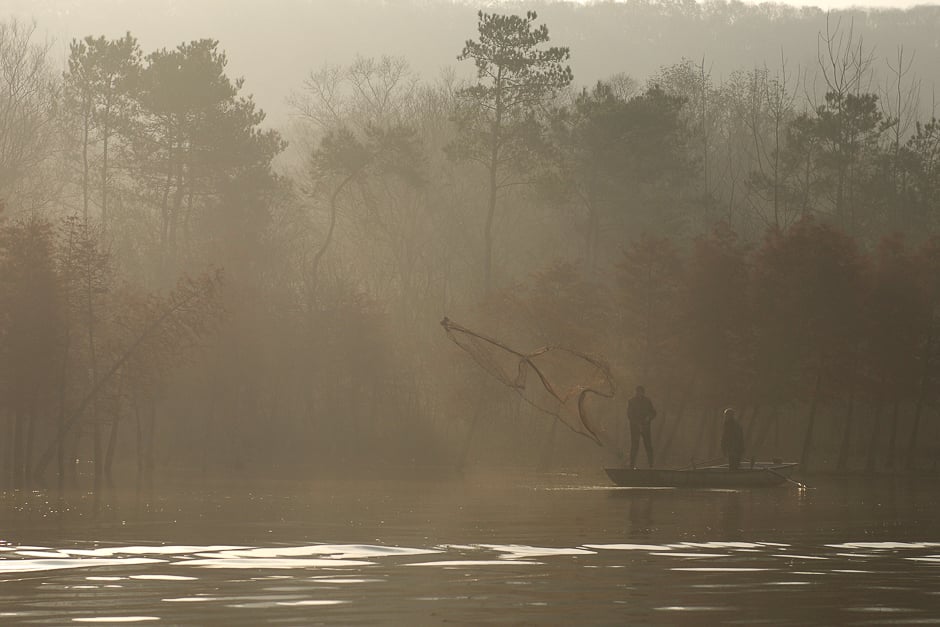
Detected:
left=2, top=1, right=940, bottom=493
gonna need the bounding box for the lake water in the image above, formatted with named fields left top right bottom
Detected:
left=1, top=469, right=939, bottom=624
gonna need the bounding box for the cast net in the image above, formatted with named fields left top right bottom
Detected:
left=440, top=317, right=616, bottom=446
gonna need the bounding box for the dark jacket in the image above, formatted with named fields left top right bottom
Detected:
left=627, top=395, right=656, bottom=423
left=721, top=418, right=745, bottom=456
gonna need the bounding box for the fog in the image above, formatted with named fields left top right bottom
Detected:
left=1, top=0, right=940, bottom=497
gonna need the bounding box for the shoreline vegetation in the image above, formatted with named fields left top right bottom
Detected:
left=1, top=3, right=940, bottom=495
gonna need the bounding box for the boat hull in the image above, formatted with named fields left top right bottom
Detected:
left=605, top=463, right=797, bottom=488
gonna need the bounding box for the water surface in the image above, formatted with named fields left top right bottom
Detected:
left=1, top=470, right=938, bottom=624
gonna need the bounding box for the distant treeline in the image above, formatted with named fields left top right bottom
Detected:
left=1, top=6, right=940, bottom=491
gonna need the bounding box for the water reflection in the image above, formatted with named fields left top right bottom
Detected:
left=0, top=475, right=938, bottom=624
left=721, top=491, right=743, bottom=539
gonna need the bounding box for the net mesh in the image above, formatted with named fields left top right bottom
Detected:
left=440, top=317, right=616, bottom=446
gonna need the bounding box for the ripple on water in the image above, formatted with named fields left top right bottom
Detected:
left=64, top=546, right=245, bottom=557
left=0, top=558, right=163, bottom=574
left=675, top=542, right=770, bottom=549
left=764, top=581, right=813, bottom=586
left=906, top=556, right=940, bottom=564
left=177, top=558, right=374, bottom=569
left=196, top=544, right=440, bottom=560
left=583, top=543, right=672, bottom=551
left=849, top=621, right=940, bottom=625
left=406, top=560, right=542, bottom=567
left=671, top=567, right=774, bottom=572
left=16, top=550, right=71, bottom=558
left=651, top=552, right=727, bottom=558
left=844, top=607, right=924, bottom=613
left=308, top=577, right=384, bottom=583
left=655, top=606, right=731, bottom=611
left=826, top=542, right=940, bottom=550
left=478, top=544, right=596, bottom=559
left=72, top=618, right=160, bottom=623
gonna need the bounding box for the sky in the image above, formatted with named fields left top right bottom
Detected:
left=569, top=0, right=932, bottom=7
left=2, top=0, right=938, bottom=128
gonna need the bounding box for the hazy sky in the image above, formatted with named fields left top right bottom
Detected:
left=564, top=0, right=930, bottom=6
left=573, top=0, right=932, bottom=6
left=4, top=0, right=939, bottom=129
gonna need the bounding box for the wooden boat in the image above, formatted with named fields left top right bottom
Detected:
left=605, top=462, right=799, bottom=488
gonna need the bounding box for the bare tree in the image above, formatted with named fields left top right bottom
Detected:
left=0, top=19, right=60, bottom=213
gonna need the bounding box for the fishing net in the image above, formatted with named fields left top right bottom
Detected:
left=440, top=317, right=616, bottom=446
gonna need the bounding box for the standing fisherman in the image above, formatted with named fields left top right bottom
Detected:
left=627, top=386, right=656, bottom=469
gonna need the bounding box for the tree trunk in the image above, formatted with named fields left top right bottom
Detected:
left=56, top=411, right=65, bottom=493
left=93, top=421, right=103, bottom=494
left=483, top=156, right=498, bottom=295
left=661, top=378, right=694, bottom=461
left=24, top=409, right=36, bottom=489
left=537, top=418, right=558, bottom=472
left=67, top=430, right=80, bottom=489
left=750, top=404, right=767, bottom=456
left=906, top=335, right=933, bottom=470
left=459, top=396, right=485, bottom=470
left=12, top=409, right=24, bottom=490
left=81, top=100, right=90, bottom=222
left=145, top=401, right=156, bottom=493
left=866, top=401, right=885, bottom=473
left=692, top=405, right=715, bottom=462
left=885, top=400, right=900, bottom=471
left=800, top=371, right=823, bottom=470
left=101, top=100, right=111, bottom=228
left=483, top=73, right=503, bottom=296
left=135, top=398, right=143, bottom=494
left=744, top=404, right=762, bottom=452
left=836, top=389, right=856, bottom=472
left=104, top=413, right=120, bottom=486
left=2, top=413, right=13, bottom=491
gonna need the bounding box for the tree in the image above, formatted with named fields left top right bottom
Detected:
left=0, top=19, right=60, bottom=213
left=745, top=62, right=801, bottom=230
left=681, top=225, right=750, bottom=415
left=449, top=10, right=572, bottom=294
left=616, top=234, right=684, bottom=385
left=897, top=118, right=940, bottom=234
left=133, top=39, right=284, bottom=278
left=0, top=216, right=63, bottom=489
left=547, top=83, right=693, bottom=267
left=291, top=55, right=419, bottom=133
left=64, top=33, right=142, bottom=226
left=305, top=124, right=424, bottom=299
left=652, top=58, right=716, bottom=201
left=32, top=269, right=225, bottom=484
left=861, top=235, right=924, bottom=471
left=751, top=218, right=865, bottom=469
